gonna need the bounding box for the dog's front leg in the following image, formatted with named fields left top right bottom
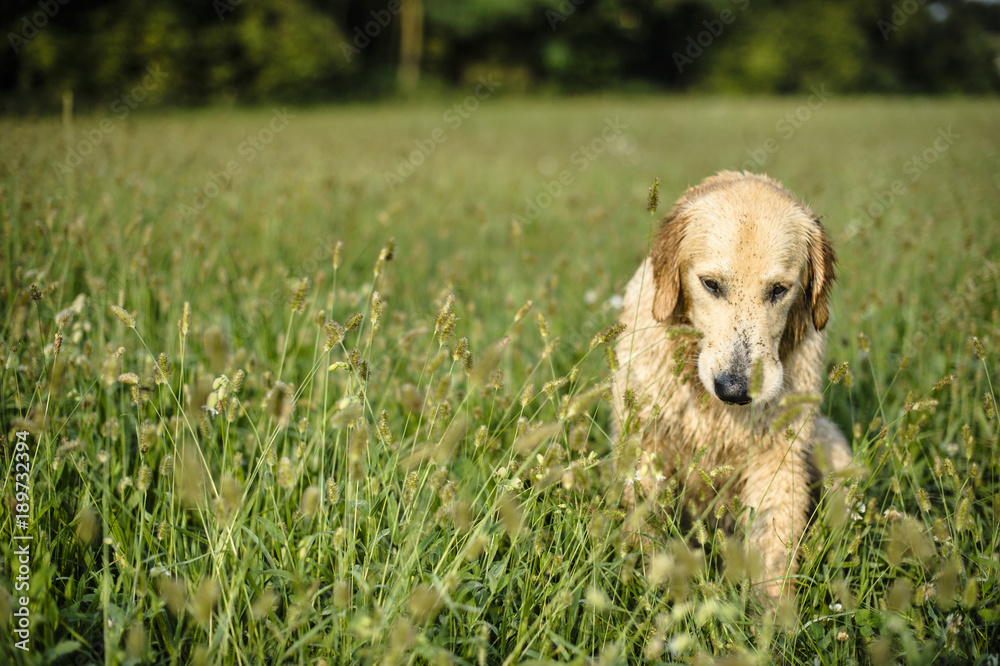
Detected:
left=740, top=439, right=810, bottom=604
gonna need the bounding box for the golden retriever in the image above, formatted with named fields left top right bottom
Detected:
left=613, top=171, right=852, bottom=602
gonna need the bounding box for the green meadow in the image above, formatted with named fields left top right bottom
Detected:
left=1, top=96, right=999, bottom=664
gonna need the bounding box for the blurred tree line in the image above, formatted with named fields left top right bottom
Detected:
left=2, top=0, right=999, bottom=111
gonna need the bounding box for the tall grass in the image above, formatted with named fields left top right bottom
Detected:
left=1, top=97, right=999, bottom=664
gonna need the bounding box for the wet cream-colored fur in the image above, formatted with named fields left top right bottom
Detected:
left=613, top=171, right=852, bottom=602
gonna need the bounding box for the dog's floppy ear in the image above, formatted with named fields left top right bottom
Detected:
left=650, top=211, right=687, bottom=323
left=782, top=217, right=836, bottom=357
left=805, top=218, right=836, bottom=331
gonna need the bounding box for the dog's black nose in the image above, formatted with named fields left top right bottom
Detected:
left=714, top=373, right=751, bottom=405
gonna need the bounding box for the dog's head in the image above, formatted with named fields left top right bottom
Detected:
left=650, top=171, right=835, bottom=407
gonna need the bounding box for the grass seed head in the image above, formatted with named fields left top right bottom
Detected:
left=435, top=294, right=457, bottom=345
left=408, top=584, right=444, bottom=625
left=498, top=491, right=523, bottom=536
left=300, top=485, right=321, bottom=517
left=536, top=312, right=550, bottom=340
left=154, top=353, right=170, bottom=384
left=520, top=383, right=534, bottom=407
left=887, top=517, right=935, bottom=566
left=277, top=456, right=295, bottom=489
left=323, top=321, right=346, bottom=352
left=179, top=302, right=191, bottom=337
left=370, top=291, right=383, bottom=332
left=888, top=578, right=912, bottom=613
left=344, top=312, right=363, bottom=333
left=252, top=590, right=278, bottom=620
left=828, top=361, right=850, bottom=384
left=230, top=368, right=244, bottom=394
left=857, top=331, right=871, bottom=353
left=203, top=326, right=229, bottom=369
left=325, top=479, right=340, bottom=504
left=289, top=278, right=311, bottom=314
left=514, top=299, right=533, bottom=323
left=110, top=304, right=136, bottom=328
left=961, top=423, right=974, bottom=459
left=376, top=409, right=393, bottom=447
left=590, top=322, right=627, bottom=350
left=136, top=464, right=152, bottom=492
left=647, top=177, right=660, bottom=213
left=916, top=487, right=931, bottom=513
left=191, top=577, right=220, bottom=627
left=159, top=576, right=187, bottom=615
left=348, top=419, right=369, bottom=479
left=332, top=240, right=343, bottom=270
left=972, top=335, right=985, bottom=360
left=373, top=237, right=395, bottom=277
left=176, top=446, right=207, bottom=507
left=265, top=382, right=294, bottom=427
left=75, top=507, right=99, bottom=544
left=118, top=372, right=140, bottom=385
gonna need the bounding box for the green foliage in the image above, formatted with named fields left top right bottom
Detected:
left=1, top=97, right=999, bottom=664
left=2, top=0, right=999, bottom=109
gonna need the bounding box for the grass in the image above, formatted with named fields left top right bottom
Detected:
left=1, top=95, right=999, bottom=665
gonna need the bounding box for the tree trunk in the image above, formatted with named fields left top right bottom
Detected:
left=398, top=0, right=423, bottom=92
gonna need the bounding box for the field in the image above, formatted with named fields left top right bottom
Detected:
left=1, top=96, right=999, bottom=665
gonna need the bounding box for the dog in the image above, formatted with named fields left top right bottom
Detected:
left=612, top=171, right=853, bottom=602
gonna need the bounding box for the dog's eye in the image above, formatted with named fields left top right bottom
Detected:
left=700, top=277, right=722, bottom=297
left=769, top=284, right=789, bottom=303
